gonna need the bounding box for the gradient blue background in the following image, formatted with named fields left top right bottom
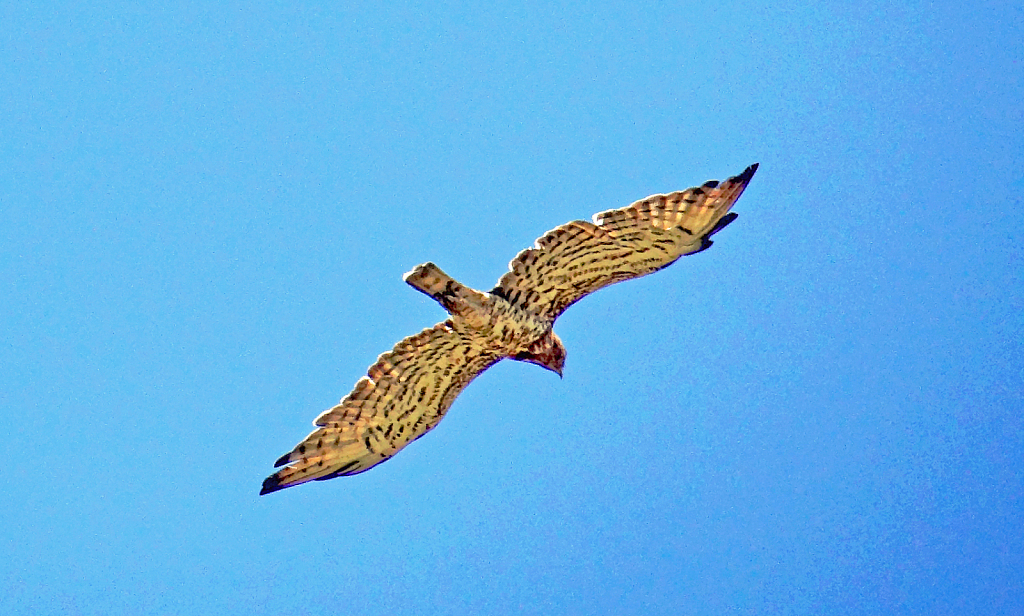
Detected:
left=3, top=2, right=1022, bottom=614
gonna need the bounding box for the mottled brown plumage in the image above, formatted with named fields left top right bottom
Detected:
left=260, top=164, right=758, bottom=494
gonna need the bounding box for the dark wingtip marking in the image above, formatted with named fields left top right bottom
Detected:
left=260, top=475, right=285, bottom=495
left=273, top=452, right=292, bottom=468
left=708, top=212, right=739, bottom=238
left=694, top=213, right=740, bottom=255
left=736, top=163, right=759, bottom=183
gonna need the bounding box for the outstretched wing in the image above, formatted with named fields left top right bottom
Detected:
left=492, top=164, right=758, bottom=320
left=261, top=321, right=502, bottom=495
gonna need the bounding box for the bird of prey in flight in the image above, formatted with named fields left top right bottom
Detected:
left=261, top=164, right=758, bottom=495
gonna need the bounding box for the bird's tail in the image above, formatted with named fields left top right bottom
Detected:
left=403, top=262, right=460, bottom=302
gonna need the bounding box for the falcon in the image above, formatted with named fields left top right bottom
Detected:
left=260, top=164, right=758, bottom=494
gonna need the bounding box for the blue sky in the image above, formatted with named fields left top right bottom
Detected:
left=2, top=1, right=1022, bottom=614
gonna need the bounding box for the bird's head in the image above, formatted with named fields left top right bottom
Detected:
left=517, top=331, right=566, bottom=378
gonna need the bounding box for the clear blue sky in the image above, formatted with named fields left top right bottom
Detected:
left=2, top=2, right=1022, bottom=614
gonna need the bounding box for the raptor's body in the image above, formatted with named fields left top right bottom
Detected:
left=260, top=164, right=758, bottom=495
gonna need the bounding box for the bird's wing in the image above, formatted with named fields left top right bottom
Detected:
left=261, top=320, right=502, bottom=494
left=491, top=164, right=757, bottom=320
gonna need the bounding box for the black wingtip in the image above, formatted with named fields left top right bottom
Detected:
left=707, top=212, right=739, bottom=238
left=694, top=237, right=714, bottom=254
left=737, top=163, right=759, bottom=183
left=695, top=213, right=740, bottom=255
left=273, top=452, right=292, bottom=468
left=260, top=475, right=285, bottom=496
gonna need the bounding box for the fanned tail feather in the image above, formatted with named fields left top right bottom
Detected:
left=403, top=262, right=458, bottom=299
